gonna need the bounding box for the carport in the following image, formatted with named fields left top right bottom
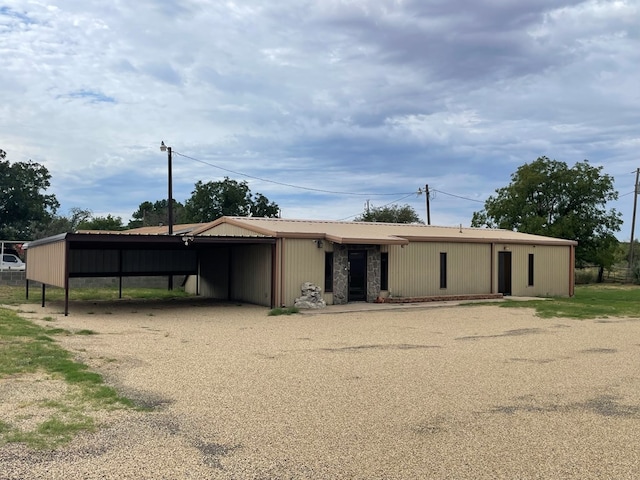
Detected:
left=25, top=229, right=276, bottom=315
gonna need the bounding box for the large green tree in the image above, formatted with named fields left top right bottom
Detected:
left=0, top=149, right=59, bottom=239
left=31, top=207, right=92, bottom=239
left=78, top=214, right=124, bottom=231
left=184, top=177, right=279, bottom=222
left=128, top=200, right=187, bottom=229
left=355, top=204, right=423, bottom=223
left=471, top=157, right=622, bottom=275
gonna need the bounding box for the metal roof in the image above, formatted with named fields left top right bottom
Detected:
left=27, top=217, right=577, bottom=247
left=193, top=217, right=578, bottom=246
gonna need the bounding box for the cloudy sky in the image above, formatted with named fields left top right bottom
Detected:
left=2, top=0, right=639, bottom=236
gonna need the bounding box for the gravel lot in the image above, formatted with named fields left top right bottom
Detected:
left=2, top=298, right=640, bottom=479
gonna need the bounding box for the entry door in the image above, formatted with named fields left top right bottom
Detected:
left=348, top=250, right=367, bottom=301
left=498, top=251, right=512, bottom=296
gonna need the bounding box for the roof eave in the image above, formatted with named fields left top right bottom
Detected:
left=325, top=234, right=410, bottom=246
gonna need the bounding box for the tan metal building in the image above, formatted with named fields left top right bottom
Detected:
left=25, top=217, right=576, bottom=313
left=186, top=217, right=577, bottom=307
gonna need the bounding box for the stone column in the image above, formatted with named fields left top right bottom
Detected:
left=333, top=246, right=348, bottom=304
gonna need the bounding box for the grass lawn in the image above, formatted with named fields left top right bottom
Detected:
left=500, top=284, right=640, bottom=319
left=0, top=287, right=166, bottom=450
left=0, top=284, right=190, bottom=306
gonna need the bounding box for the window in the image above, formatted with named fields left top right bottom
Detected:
left=440, top=252, right=447, bottom=289
left=324, top=252, right=333, bottom=292
left=528, top=253, right=534, bottom=286
left=380, top=252, right=389, bottom=290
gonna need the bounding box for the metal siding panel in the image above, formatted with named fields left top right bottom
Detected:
left=283, top=239, right=325, bottom=306
left=196, top=247, right=230, bottom=298
left=26, top=241, right=66, bottom=288
left=388, top=242, right=491, bottom=297
left=447, top=243, right=492, bottom=294
left=231, top=244, right=271, bottom=306
left=508, top=245, right=571, bottom=296
left=70, top=250, right=119, bottom=274
left=122, top=249, right=197, bottom=273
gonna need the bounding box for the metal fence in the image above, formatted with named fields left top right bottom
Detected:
left=575, top=266, right=636, bottom=284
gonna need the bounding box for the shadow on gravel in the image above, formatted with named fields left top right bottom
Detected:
left=491, top=394, right=640, bottom=418
left=321, top=344, right=441, bottom=352
left=456, top=327, right=545, bottom=341
left=579, top=348, right=617, bottom=354
left=197, top=442, right=241, bottom=469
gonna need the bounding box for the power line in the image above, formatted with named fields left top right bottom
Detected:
left=431, top=188, right=485, bottom=203
left=173, top=151, right=414, bottom=197
left=172, top=151, right=490, bottom=213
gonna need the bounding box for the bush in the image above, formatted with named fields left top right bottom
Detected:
left=575, top=268, right=596, bottom=285
left=268, top=307, right=300, bottom=316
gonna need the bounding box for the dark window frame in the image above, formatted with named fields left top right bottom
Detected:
left=380, top=252, right=389, bottom=291
left=528, top=253, right=534, bottom=286
left=324, top=251, right=334, bottom=292
left=440, top=252, right=447, bottom=289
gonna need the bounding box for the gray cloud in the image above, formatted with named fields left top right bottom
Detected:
left=0, top=0, right=638, bottom=229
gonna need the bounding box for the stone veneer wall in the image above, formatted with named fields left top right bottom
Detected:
left=332, top=247, right=348, bottom=305
left=366, top=247, right=381, bottom=302
left=331, top=244, right=381, bottom=304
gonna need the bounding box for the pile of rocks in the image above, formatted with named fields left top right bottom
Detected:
left=294, top=282, right=327, bottom=309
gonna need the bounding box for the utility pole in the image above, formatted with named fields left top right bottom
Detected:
left=425, top=184, right=431, bottom=225
left=417, top=185, right=432, bottom=225
left=629, top=168, right=640, bottom=271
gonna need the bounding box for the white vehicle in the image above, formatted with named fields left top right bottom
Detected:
left=1, top=254, right=25, bottom=271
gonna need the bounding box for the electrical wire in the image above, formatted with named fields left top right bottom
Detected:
left=173, top=151, right=414, bottom=197
left=431, top=188, right=485, bottom=203
left=172, top=151, right=490, bottom=217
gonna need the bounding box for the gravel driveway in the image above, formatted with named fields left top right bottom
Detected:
left=2, top=298, right=640, bottom=479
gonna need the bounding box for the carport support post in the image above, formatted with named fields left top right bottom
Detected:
left=167, top=144, right=173, bottom=291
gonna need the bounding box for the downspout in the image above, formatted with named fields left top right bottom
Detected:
left=64, top=238, right=70, bottom=316
left=490, top=243, right=495, bottom=294
left=271, top=243, right=278, bottom=308
left=280, top=238, right=286, bottom=307
left=118, top=248, right=123, bottom=299
left=569, top=245, right=575, bottom=297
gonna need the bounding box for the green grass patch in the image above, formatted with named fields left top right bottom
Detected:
left=499, top=285, right=640, bottom=319
left=0, top=307, right=139, bottom=449
left=75, top=329, right=97, bottom=336
left=268, top=306, right=300, bottom=316
left=4, top=414, right=96, bottom=450
left=0, top=285, right=191, bottom=306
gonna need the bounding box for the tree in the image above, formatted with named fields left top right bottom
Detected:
left=471, top=157, right=622, bottom=276
left=184, top=177, right=279, bottom=223
left=128, top=200, right=186, bottom=229
left=251, top=193, right=280, bottom=218
left=0, top=149, right=59, bottom=239
left=31, top=207, right=92, bottom=239
left=78, top=214, right=124, bottom=231
left=355, top=204, right=423, bottom=223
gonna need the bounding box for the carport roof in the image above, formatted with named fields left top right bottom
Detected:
left=191, top=217, right=578, bottom=246
left=38, top=217, right=576, bottom=247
